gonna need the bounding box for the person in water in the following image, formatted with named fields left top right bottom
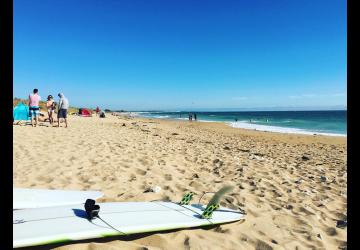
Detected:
left=194, top=113, right=197, bottom=121
left=235, top=118, right=238, bottom=122
left=46, top=95, right=56, bottom=125
left=57, top=93, right=69, bottom=128
left=28, top=88, right=41, bottom=127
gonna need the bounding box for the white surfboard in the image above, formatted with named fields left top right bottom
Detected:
left=13, top=188, right=104, bottom=209
left=13, top=201, right=245, bottom=248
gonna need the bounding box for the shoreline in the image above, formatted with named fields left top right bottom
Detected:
left=136, top=116, right=346, bottom=144
left=132, top=113, right=347, bottom=138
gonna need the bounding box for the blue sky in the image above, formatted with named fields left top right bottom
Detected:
left=14, top=0, right=346, bottom=111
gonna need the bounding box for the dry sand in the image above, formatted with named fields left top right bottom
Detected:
left=13, top=115, right=347, bottom=250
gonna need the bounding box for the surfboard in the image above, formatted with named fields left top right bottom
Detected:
left=13, top=188, right=104, bottom=209
left=13, top=201, right=245, bottom=248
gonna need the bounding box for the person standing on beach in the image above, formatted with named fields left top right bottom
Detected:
left=194, top=113, right=197, bottom=121
left=28, top=88, right=41, bottom=127
left=96, top=106, right=100, bottom=116
left=46, top=95, right=55, bottom=125
left=57, top=93, right=69, bottom=128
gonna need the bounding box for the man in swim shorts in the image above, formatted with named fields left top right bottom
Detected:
left=57, top=93, right=69, bottom=128
left=28, top=88, right=41, bottom=127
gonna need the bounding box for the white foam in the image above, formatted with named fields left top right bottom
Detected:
left=134, top=113, right=346, bottom=137
left=228, top=121, right=346, bottom=137
left=151, top=115, right=171, bottom=119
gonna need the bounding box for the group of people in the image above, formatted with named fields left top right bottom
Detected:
left=28, top=88, right=69, bottom=128
left=188, top=113, right=197, bottom=121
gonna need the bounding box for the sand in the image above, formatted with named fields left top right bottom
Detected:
left=13, top=115, right=347, bottom=250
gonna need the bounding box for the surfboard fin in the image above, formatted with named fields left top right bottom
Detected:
left=179, top=192, right=194, bottom=205
left=201, top=185, right=234, bottom=219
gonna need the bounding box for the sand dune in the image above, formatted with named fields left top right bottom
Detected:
left=13, top=115, right=347, bottom=249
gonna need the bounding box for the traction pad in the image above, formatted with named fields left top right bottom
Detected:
left=201, top=203, right=220, bottom=219
left=179, top=192, right=194, bottom=205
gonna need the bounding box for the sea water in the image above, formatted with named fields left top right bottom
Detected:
left=135, top=110, right=346, bottom=137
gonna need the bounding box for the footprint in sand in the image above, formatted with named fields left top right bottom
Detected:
left=273, top=215, right=312, bottom=234
left=158, top=159, right=166, bottom=165
left=325, top=227, right=337, bottom=236
left=129, top=174, right=137, bottom=182
left=214, top=225, right=231, bottom=234
left=255, top=240, right=273, bottom=250
left=177, top=169, right=186, bottom=174
left=189, top=180, right=205, bottom=190
left=138, top=157, right=150, bottom=166
left=184, top=236, right=190, bottom=250
left=35, top=176, right=53, bottom=183
left=164, top=174, right=172, bottom=181
left=335, top=240, right=347, bottom=249
left=135, top=169, right=147, bottom=176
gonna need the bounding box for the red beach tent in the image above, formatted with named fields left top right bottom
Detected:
left=79, top=108, right=92, bottom=117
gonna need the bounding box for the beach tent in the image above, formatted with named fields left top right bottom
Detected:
left=13, top=103, right=30, bottom=121
left=79, top=108, right=92, bottom=117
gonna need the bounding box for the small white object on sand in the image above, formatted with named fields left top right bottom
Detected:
left=151, top=186, right=162, bottom=193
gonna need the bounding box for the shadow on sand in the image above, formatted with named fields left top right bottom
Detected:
left=16, top=223, right=233, bottom=250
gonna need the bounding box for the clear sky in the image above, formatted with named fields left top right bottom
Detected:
left=14, top=0, right=346, bottom=111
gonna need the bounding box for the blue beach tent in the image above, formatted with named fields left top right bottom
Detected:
left=13, top=103, right=30, bottom=121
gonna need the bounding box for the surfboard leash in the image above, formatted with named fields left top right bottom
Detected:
left=96, top=215, right=127, bottom=236
left=85, top=199, right=127, bottom=236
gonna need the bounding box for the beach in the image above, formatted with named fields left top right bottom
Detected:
left=13, top=115, right=347, bottom=250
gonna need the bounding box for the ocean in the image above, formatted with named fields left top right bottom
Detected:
left=135, top=110, right=347, bottom=136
